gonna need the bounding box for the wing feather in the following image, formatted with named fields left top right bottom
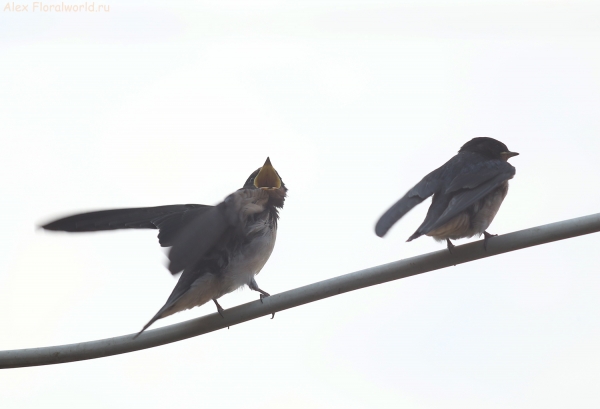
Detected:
left=41, top=204, right=211, bottom=232
left=375, top=166, right=445, bottom=237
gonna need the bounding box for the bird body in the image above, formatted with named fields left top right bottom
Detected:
left=375, top=138, right=518, bottom=251
left=42, top=158, right=286, bottom=336
left=426, top=180, right=508, bottom=241
left=142, top=187, right=281, bottom=332
left=162, top=218, right=276, bottom=318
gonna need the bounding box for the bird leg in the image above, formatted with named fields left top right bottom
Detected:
left=249, top=278, right=275, bottom=319
left=249, top=278, right=271, bottom=300
left=446, top=238, right=455, bottom=254
left=213, top=299, right=225, bottom=318
left=483, top=231, right=497, bottom=251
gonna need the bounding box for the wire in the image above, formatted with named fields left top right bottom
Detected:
left=1, top=212, right=599, bottom=369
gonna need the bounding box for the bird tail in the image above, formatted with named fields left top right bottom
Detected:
left=133, top=316, right=159, bottom=340
left=406, top=231, right=422, bottom=242
left=132, top=305, right=170, bottom=339
left=133, top=322, right=153, bottom=340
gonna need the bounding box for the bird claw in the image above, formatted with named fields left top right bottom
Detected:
left=258, top=293, right=275, bottom=319
left=483, top=231, right=497, bottom=251
left=248, top=281, right=274, bottom=318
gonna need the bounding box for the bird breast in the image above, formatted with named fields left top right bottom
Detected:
left=218, top=215, right=277, bottom=296
left=470, top=181, right=509, bottom=234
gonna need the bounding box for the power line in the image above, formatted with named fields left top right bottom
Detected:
left=1, top=212, right=599, bottom=369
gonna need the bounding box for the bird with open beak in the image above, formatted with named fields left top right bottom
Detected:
left=375, top=137, right=518, bottom=252
left=42, top=158, right=287, bottom=337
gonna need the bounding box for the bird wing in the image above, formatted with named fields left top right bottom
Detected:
left=41, top=188, right=270, bottom=277
left=375, top=165, right=447, bottom=237
left=414, top=158, right=515, bottom=236
left=41, top=204, right=214, bottom=251
left=41, top=204, right=212, bottom=233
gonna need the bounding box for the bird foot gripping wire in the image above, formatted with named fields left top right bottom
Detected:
left=250, top=279, right=275, bottom=319
left=259, top=293, right=275, bottom=319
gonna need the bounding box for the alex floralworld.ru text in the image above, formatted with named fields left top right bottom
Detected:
left=3, top=2, right=109, bottom=12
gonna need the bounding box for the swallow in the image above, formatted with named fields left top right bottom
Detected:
left=42, top=157, right=287, bottom=337
left=375, top=137, right=518, bottom=252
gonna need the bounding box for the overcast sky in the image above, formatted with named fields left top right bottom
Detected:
left=1, top=1, right=600, bottom=408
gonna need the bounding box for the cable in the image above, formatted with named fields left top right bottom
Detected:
left=1, top=212, right=599, bottom=369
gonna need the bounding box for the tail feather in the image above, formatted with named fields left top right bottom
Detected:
left=132, top=303, right=172, bottom=339
left=406, top=231, right=422, bottom=242
left=133, top=314, right=161, bottom=339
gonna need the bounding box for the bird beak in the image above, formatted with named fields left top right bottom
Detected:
left=254, top=157, right=282, bottom=189
left=501, top=151, right=519, bottom=161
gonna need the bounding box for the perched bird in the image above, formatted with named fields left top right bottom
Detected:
left=375, top=138, right=518, bottom=252
left=42, top=157, right=287, bottom=337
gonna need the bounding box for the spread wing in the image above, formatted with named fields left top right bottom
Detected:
left=41, top=205, right=211, bottom=233
left=41, top=204, right=213, bottom=248
left=410, top=158, right=515, bottom=239
left=41, top=188, right=270, bottom=277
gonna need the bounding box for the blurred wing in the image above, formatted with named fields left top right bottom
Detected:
left=375, top=164, right=449, bottom=237
left=41, top=204, right=213, bottom=250
left=375, top=196, right=426, bottom=237
left=41, top=204, right=211, bottom=232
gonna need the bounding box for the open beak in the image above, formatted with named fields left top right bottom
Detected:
left=254, top=157, right=282, bottom=189
left=500, top=151, right=519, bottom=161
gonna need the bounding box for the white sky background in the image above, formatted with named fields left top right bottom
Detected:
left=1, top=1, right=600, bottom=407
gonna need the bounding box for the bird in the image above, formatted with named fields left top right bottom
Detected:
left=375, top=137, right=518, bottom=252
left=41, top=157, right=287, bottom=337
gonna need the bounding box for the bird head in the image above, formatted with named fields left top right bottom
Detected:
left=459, top=137, right=519, bottom=161
left=244, top=157, right=287, bottom=208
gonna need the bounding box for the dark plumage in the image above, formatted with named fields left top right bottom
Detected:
left=375, top=137, right=518, bottom=251
left=42, top=158, right=287, bottom=336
